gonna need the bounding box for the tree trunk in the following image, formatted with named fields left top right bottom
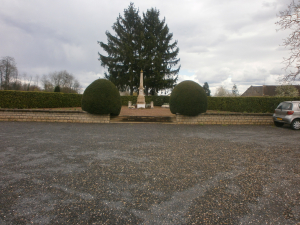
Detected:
left=130, top=87, right=133, bottom=96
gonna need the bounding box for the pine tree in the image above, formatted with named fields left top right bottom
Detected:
left=203, top=82, right=211, bottom=96
left=98, top=4, right=180, bottom=96
left=142, top=8, right=180, bottom=95
left=232, top=84, right=239, bottom=96
left=98, top=3, right=143, bottom=95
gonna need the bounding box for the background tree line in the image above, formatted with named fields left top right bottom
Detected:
left=41, top=71, right=80, bottom=93
left=99, top=3, right=180, bottom=96
left=0, top=56, right=81, bottom=93
left=214, top=84, right=240, bottom=97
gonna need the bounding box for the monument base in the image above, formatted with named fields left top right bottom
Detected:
left=137, top=103, right=145, bottom=108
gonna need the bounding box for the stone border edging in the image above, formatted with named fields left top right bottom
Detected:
left=0, top=109, right=109, bottom=123
left=0, top=109, right=274, bottom=125
left=0, top=109, right=84, bottom=113
left=176, top=113, right=273, bottom=125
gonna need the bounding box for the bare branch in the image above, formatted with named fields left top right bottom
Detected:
left=276, top=1, right=300, bottom=83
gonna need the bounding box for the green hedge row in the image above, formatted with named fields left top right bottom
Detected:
left=208, top=97, right=300, bottom=113
left=120, top=96, right=137, bottom=106
left=0, top=91, right=82, bottom=108
left=120, top=96, right=170, bottom=106
left=121, top=96, right=300, bottom=112
left=1, top=90, right=300, bottom=113
left=0, top=91, right=171, bottom=109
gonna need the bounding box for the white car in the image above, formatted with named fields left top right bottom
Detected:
left=273, top=101, right=300, bottom=130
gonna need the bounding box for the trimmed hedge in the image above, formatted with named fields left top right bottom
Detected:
left=169, top=81, right=207, bottom=116
left=146, top=96, right=170, bottom=106
left=0, top=90, right=82, bottom=109
left=81, top=79, right=121, bottom=116
left=121, top=96, right=300, bottom=113
left=120, top=96, right=170, bottom=106
left=120, top=96, right=138, bottom=106
left=208, top=96, right=300, bottom=113
left=0, top=91, right=170, bottom=108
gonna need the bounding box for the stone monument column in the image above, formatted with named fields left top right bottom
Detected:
left=137, top=70, right=146, bottom=108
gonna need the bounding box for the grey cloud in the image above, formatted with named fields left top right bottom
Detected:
left=250, top=1, right=282, bottom=23
left=0, top=15, right=71, bottom=43
left=224, top=19, right=253, bottom=33
left=195, top=69, right=231, bottom=85
left=183, top=46, right=209, bottom=54
left=270, top=67, right=284, bottom=75
left=0, top=0, right=292, bottom=92
left=231, top=68, right=270, bottom=84
left=179, top=34, right=228, bottom=55
left=208, top=34, right=228, bottom=47
left=262, top=2, right=277, bottom=8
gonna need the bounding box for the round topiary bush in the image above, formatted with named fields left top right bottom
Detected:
left=81, top=79, right=121, bottom=116
left=170, top=80, right=207, bottom=116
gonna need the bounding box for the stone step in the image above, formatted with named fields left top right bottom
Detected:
left=110, top=116, right=176, bottom=123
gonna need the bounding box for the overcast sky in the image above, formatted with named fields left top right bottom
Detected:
left=0, top=0, right=294, bottom=95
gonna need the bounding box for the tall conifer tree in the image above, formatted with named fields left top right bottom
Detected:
left=98, top=4, right=180, bottom=95
left=98, top=3, right=143, bottom=95
left=142, top=8, right=180, bottom=95
left=203, top=82, right=211, bottom=96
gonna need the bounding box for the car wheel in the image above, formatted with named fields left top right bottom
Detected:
left=291, top=119, right=300, bottom=130
left=274, top=121, right=284, bottom=127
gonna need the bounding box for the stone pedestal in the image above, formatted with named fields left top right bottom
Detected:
left=128, top=101, right=135, bottom=109
left=137, top=95, right=145, bottom=108
left=137, top=70, right=145, bottom=108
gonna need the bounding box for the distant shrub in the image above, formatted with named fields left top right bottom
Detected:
left=145, top=96, right=170, bottom=106
left=81, top=79, right=121, bottom=116
left=120, top=96, right=170, bottom=106
left=170, top=81, right=207, bottom=116
left=120, top=96, right=137, bottom=106
left=54, top=86, right=60, bottom=92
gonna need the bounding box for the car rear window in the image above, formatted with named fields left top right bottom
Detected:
left=277, top=102, right=293, bottom=110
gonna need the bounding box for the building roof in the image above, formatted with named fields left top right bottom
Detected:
left=241, top=85, right=300, bottom=97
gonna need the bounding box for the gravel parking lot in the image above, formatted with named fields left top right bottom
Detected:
left=0, top=122, right=299, bottom=224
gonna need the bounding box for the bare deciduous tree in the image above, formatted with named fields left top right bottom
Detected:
left=0, top=56, right=18, bottom=90
left=0, top=56, right=81, bottom=93
left=275, top=84, right=299, bottom=96
left=214, top=86, right=234, bottom=97
left=276, top=1, right=300, bottom=82
left=41, top=74, right=54, bottom=92
left=41, top=70, right=81, bottom=93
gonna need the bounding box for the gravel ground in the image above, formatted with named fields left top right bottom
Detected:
left=0, top=122, right=299, bottom=224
